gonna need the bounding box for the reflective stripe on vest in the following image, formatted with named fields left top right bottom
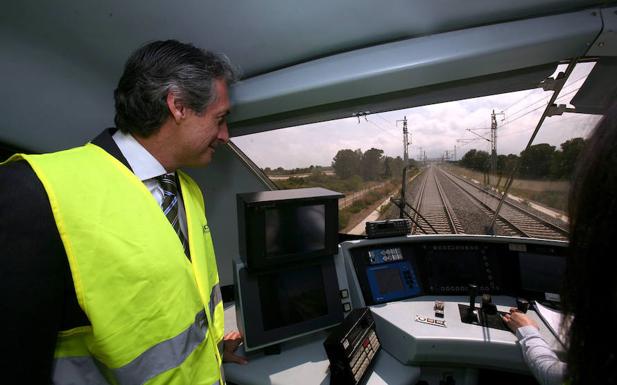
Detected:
left=9, top=146, right=225, bottom=384
left=54, top=310, right=217, bottom=385
left=53, top=357, right=110, bottom=385
left=114, top=310, right=208, bottom=385
left=209, top=283, right=222, bottom=320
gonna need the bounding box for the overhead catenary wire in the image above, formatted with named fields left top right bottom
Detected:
left=498, top=87, right=581, bottom=134
left=375, top=113, right=396, bottom=126
left=459, top=82, right=585, bottom=153
left=456, top=137, right=484, bottom=148
left=501, top=73, right=588, bottom=118
left=500, top=75, right=587, bottom=127
left=365, top=117, right=399, bottom=138
left=499, top=105, right=597, bottom=139
left=458, top=74, right=589, bottom=153
left=502, top=89, right=543, bottom=113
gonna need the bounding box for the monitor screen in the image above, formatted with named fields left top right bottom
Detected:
left=374, top=268, right=405, bottom=295
left=519, top=252, right=566, bottom=295
left=258, top=265, right=328, bottom=330
left=426, top=250, right=487, bottom=289
left=265, top=204, right=326, bottom=257
left=237, top=188, right=342, bottom=271
left=235, top=258, right=344, bottom=351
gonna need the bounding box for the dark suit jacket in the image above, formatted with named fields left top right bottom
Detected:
left=0, top=129, right=132, bottom=383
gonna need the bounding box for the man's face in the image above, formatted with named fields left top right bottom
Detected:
left=176, top=78, right=231, bottom=167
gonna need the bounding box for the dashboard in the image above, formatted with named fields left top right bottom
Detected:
left=345, top=235, right=567, bottom=307
left=340, top=235, right=568, bottom=373
left=225, top=235, right=570, bottom=384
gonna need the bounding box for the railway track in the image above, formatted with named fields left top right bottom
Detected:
left=411, top=166, right=464, bottom=234
left=438, top=167, right=568, bottom=241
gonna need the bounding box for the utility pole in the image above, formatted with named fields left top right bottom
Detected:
left=397, top=116, right=410, bottom=165
left=490, top=110, right=505, bottom=184
left=454, top=145, right=457, bottom=161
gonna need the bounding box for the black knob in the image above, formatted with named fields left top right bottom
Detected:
left=481, top=293, right=497, bottom=315
left=517, top=298, right=529, bottom=313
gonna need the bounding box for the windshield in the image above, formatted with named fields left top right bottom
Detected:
left=232, top=62, right=601, bottom=239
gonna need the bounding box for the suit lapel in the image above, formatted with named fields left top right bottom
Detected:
left=90, top=128, right=133, bottom=172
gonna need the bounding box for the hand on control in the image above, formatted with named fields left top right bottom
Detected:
left=501, top=308, right=539, bottom=333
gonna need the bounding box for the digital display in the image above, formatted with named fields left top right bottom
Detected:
left=422, top=244, right=501, bottom=293
left=258, top=265, right=328, bottom=330
left=365, top=260, right=421, bottom=304
left=368, top=247, right=403, bottom=264
left=374, top=268, right=405, bottom=294
left=265, top=204, right=325, bottom=257
left=427, top=251, right=487, bottom=288
left=519, top=252, right=565, bottom=295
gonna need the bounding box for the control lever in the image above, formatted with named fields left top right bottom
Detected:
left=466, top=284, right=478, bottom=322
left=458, top=287, right=511, bottom=331
left=481, top=294, right=497, bottom=315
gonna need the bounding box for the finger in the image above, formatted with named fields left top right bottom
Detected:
left=224, top=352, right=248, bottom=365
left=229, top=330, right=242, bottom=338
left=225, top=340, right=242, bottom=352
left=224, top=330, right=243, bottom=341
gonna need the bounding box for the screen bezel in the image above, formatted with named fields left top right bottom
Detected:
left=243, top=199, right=339, bottom=271
left=238, top=258, right=344, bottom=350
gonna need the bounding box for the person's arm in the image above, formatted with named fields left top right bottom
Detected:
left=503, top=309, right=566, bottom=385
left=0, top=161, right=67, bottom=383
left=516, top=325, right=566, bottom=385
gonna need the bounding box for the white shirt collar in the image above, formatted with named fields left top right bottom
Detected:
left=111, top=130, right=167, bottom=181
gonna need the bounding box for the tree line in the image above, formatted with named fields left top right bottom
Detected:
left=459, top=137, right=586, bottom=179
left=332, top=148, right=407, bottom=181
left=263, top=165, right=330, bottom=175
left=265, top=147, right=409, bottom=192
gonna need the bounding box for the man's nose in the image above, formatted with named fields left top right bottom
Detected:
left=218, top=123, right=230, bottom=144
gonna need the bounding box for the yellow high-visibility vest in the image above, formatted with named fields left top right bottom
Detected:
left=9, top=143, right=225, bottom=385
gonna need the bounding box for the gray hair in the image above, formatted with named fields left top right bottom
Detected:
left=114, top=40, right=239, bottom=137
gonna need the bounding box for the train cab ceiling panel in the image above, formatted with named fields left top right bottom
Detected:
left=0, top=0, right=613, bottom=153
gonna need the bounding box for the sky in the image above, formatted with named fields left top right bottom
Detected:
left=232, top=63, right=602, bottom=169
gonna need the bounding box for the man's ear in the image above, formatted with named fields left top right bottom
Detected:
left=166, top=92, right=186, bottom=124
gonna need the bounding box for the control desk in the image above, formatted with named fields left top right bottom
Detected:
left=226, top=235, right=568, bottom=385
left=341, top=234, right=568, bottom=373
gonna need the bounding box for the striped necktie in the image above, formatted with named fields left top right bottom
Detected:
left=157, top=173, right=190, bottom=259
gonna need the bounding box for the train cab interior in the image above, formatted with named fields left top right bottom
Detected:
left=2, top=1, right=617, bottom=384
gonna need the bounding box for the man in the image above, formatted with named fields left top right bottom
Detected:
left=0, top=40, right=246, bottom=384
